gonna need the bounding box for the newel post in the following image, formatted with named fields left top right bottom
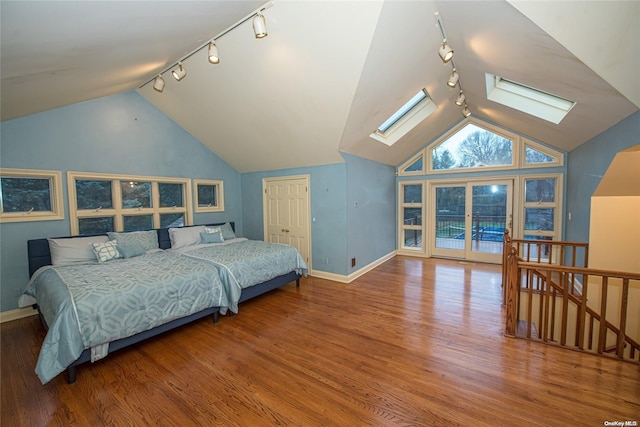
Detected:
left=502, top=229, right=511, bottom=304
left=504, top=246, right=519, bottom=337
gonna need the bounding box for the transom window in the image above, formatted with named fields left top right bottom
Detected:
left=0, top=168, right=64, bottom=223
left=431, top=123, right=514, bottom=171
left=68, top=172, right=192, bottom=235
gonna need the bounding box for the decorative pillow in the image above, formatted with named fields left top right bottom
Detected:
left=117, top=242, right=146, bottom=259
left=107, top=230, right=159, bottom=252
left=48, top=235, right=109, bottom=265
left=200, top=231, right=223, bottom=244
left=90, top=240, right=122, bottom=263
left=220, top=222, right=236, bottom=240
left=169, top=226, right=206, bottom=249
left=204, top=226, right=222, bottom=236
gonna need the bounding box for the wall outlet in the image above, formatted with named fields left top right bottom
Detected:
left=351, top=257, right=356, bottom=267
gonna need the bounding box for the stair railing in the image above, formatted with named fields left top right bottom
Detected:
left=503, top=230, right=640, bottom=363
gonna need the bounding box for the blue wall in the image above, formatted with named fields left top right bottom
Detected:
left=241, top=163, right=348, bottom=275
left=565, top=111, right=640, bottom=244
left=344, top=153, right=396, bottom=274
left=0, top=92, right=242, bottom=312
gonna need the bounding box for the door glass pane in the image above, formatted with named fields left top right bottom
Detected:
left=78, top=217, right=114, bottom=235
left=403, top=184, right=422, bottom=203
left=121, top=181, right=152, bottom=209
left=471, top=184, right=507, bottom=254
left=524, top=208, right=554, bottom=231
left=435, top=186, right=465, bottom=250
left=525, top=178, right=555, bottom=202
left=159, top=183, right=184, bottom=208
left=76, top=180, right=113, bottom=210
left=403, top=229, right=422, bottom=249
left=0, top=177, right=52, bottom=212
left=123, top=214, right=153, bottom=231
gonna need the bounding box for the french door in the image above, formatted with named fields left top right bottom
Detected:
left=430, top=179, right=513, bottom=263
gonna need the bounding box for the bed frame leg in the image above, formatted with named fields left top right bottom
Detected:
left=213, top=311, right=219, bottom=324
left=296, top=277, right=300, bottom=287
left=66, top=366, right=77, bottom=384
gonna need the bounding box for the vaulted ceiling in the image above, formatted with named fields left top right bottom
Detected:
left=2, top=1, right=638, bottom=173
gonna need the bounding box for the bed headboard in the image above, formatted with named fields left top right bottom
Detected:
left=27, top=222, right=235, bottom=277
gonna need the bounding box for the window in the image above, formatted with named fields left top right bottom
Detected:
left=370, top=89, right=436, bottom=146
left=520, top=174, right=562, bottom=241
left=398, top=152, right=425, bottom=175
left=0, top=169, right=64, bottom=223
left=485, top=73, right=575, bottom=124
left=68, top=172, right=192, bottom=235
left=399, top=182, right=424, bottom=251
left=194, top=179, right=224, bottom=213
left=522, top=139, right=563, bottom=167
left=430, top=122, right=515, bottom=172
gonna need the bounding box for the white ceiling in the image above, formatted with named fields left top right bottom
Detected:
left=2, top=1, right=638, bottom=173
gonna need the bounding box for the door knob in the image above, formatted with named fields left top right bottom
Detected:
left=281, top=228, right=290, bottom=233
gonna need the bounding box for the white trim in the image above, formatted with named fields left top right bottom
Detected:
left=193, top=179, right=225, bottom=213
left=0, top=306, right=38, bottom=323
left=310, top=251, right=397, bottom=284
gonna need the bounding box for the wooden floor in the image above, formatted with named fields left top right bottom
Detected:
left=2, top=256, right=638, bottom=426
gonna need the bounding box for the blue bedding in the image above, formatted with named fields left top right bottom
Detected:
left=179, top=239, right=308, bottom=313
left=22, top=250, right=227, bottom=384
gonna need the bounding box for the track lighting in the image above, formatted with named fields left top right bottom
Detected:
left=140, top=3, right=273, bottom=92
left=438, top=40, right=454, bottom=63
left=253, top=14, right=267, bottom=38
left=208, top=42, right=220, bottom=64
left=152, top=75, right=165, bottom=92
left=447, top=69, right=459, bottom=88
left=455, top=90, right=465, bottom=106
left=172, top=62, right=186, bottom=81
left=462, top=104, right=471, bottom=118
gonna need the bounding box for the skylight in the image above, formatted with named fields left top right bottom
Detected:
left=370, top=89, right=436, bottom=146
left=485, top=74, right=575, bottom=124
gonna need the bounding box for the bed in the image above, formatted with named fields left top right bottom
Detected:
left=22, top=222, right=306, bottom=384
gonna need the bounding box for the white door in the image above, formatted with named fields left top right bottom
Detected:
left=263, top=175, right=311, bottom=267
left=431, top=179, right=513, bottom=264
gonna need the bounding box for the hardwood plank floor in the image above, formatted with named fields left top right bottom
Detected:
left=2, top=256, right=638, bottom=426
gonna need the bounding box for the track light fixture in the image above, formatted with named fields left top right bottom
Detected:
left=438, top=40, right=453, bottom=63
left=152, top=75, right=165, bottom=92
left=447, top=69, right=459, bottom=88
left=435, top=11, right=472, bottom=118
left=208, top=42, right=220, bottom=64
left=462, top=104, right=471, bottom=118
left=140, top=2, right=273, bottom=92
left=253, top=14, right=267, bottom=38
left=172, top=62, right=186, bottom=81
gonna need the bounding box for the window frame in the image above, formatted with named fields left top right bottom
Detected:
left=68, top=171, right=192, bottom=235
left=0, top=168, right=64, bottom=223
left=518, top=173, right=563, bottom=241
left=521, top=138, right=564, bottom=168
left=193, top=179, right=225, bottom=213
left=397, top=180, right=426, bottom=255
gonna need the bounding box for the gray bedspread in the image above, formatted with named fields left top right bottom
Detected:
left=22, top=250, right=226, bottom=384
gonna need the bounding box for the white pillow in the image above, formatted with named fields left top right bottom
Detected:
left=48, top=235, right=109, bottom=265
left=90, top=240, right=122, bottom=263
left=169, top=226, right=206, bottom=249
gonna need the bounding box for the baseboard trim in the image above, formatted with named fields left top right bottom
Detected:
left=310, top=251, right=397, bottom=284
left=1, top=306, right=38, bottom=323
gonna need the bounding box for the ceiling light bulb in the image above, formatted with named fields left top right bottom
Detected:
left=253, top=14, right=267, bottom=39
left=439, top=40, right=454, bottom=63
left=172, top=62, right=186, bottom=81
left=447, top=69, right=459, bottom=88
left=152, top=75, right=165, bottom=92
left=208, top=42, right=220, bottom=64
left=455, top=90, right=465, bottom=106
left=462, top=104, right=471, bottom=118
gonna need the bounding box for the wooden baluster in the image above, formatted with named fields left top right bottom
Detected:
left=541, top=269, right=552, bottom=342
left=526, top=269, right=534, bottom=338
left=504, top=247, right=519, bottom=337
left=576, top=277, right=588, bottom=350
left=550, top=284, right=556, bottom=342
left=560, top=272, right=569, bottom=346
left=597, top=276, right=608, bottom=354
left=616, top=278, right=629, bottom=359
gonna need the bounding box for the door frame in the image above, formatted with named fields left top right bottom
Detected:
left=262, top=174, right=312, bottom=267
left=428, top=176, right=517, bottom=264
